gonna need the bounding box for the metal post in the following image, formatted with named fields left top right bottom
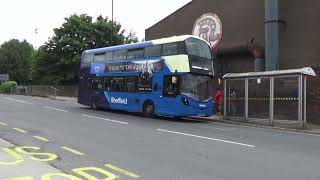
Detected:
left=245, top=78, right=249, bottom=121
left=298, top=75, right=303, bottom=128
left=265, top=0, right=279, bottom=70
left=303, top=75, right=307, bottom=128
left=270, top=77, right=274, bottom=125
left=223, top=80, right=227, bottom=119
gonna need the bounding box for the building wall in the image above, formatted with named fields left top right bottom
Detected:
left=146, top=0, right=320, bottom=123
left=146, top=0, right=265, bottom=49
left=279, top=0, right=320, bottom=69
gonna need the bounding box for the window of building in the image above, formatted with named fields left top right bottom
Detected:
left=162, top=43, right=178, bottom=56
left=145, top=45, right=162, bottom=57
left=106, top=51, right=113, bottom=61
left=127, top=48, right=144, bottom=59
left=113, top=50, right=127, bottom=60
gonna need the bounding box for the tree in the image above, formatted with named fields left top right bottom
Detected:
left=32, top=14, right=139, bottom=85
left=0, top=39, right=34, bottom=84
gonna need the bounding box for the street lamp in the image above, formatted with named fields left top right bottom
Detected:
left=111, top=0, right=114, bottom=45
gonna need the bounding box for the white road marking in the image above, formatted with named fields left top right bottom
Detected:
left=81, top=114, right=128, bottom=125
left=212, top=127, right=236, bottom=131
left=61, top=146, right=84, bottom=156
left=2, top=97, right=33, bottom=104
left=157, top=129, right=255, bottom=148
left=33, top=136, right=49, bottom=142
left=44, top=106, right=69, bottom=112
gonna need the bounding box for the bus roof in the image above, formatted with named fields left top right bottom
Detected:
left=83, top=35, right=210, bottom=55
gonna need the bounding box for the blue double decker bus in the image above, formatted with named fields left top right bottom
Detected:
left=78, top=35, right=214, bottom=117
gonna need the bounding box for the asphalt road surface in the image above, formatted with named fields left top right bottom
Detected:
left=1, top=94, right=320, bottom=180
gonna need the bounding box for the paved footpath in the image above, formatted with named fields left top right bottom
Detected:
left=0, top=138, right=63, bottom=179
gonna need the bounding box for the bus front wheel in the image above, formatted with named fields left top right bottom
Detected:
left=143, top=101, right=155, bottom=117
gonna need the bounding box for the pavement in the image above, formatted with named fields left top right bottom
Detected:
left=0, top=138, right=63, bottom=179
left=1, top=94, right=320, bottom=180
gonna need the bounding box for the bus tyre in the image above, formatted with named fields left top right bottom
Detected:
left=143, top=101, right=155, bottom=117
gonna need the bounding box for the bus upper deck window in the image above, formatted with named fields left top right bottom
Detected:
left=127, top=49, right=144, bottom=59
left=162, top=43, right=178, bottom=56
left=106, top=51, right=113, bottom=61
left=113, top=50, right=127, bottom=60
left=145, top=45, right=161, bottom=57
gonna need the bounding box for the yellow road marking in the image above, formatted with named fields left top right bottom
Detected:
left=0, top=121, right=8, bottom=126
left=33, top=136, right=49, bottom=142
left=105, top=164, right=140, bottom=179
left=13, top=128, right=27, bottom=133
left=61, top=146, right=84, bottom=156
left=4, top=176, right=34, bottom=180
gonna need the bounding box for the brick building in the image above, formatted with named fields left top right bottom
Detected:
left=145, top=0, right=320, bottom=123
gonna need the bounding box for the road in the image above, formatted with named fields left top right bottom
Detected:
left=0, top=94, right=320, bottom=180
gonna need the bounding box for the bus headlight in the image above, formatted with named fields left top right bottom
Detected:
left=181, top=96, right=189, bottom=106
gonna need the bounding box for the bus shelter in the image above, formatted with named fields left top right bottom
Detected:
left=222, top=67, right=316, bottom=128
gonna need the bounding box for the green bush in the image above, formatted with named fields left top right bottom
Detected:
left=0, top=81, right=17, bottom=93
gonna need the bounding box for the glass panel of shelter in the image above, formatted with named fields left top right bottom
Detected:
left=273, top=76, right=299, bottom=121
left=248, top=78, right=270, bottom=121
left=225, top=79, right=245, bottom=119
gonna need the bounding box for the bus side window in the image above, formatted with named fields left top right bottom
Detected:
left=124, top=77, right=137, bottom=92
left=81, top=53, right=93, bottom=67
left=113, top=50, right=127, bottom=60
left=145, top=45, right=161, bottom=58
left=163, top=75, right=180, bottom=97
left=162, top=43, right=178, bottom=56
left=127, top=49, right=144, bottom=59
left=106, top=51, right=113, bottom=61
left=110, top=77, right=125, bottom=92
left=92, top=77, right=103, bottom=91
left=94, top=53, right=106, bottom=62
left=104, top=77, right=111, bottom=91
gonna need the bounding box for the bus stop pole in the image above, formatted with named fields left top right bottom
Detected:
left=245, top=78, right=248, bottom=121
left=223, top=80, right=227, bottom=119
left=270, top=77, right=274, bottom=125
left=304, top=75, right=307, bottom=128
left=298, top=75, right=303, bottom=128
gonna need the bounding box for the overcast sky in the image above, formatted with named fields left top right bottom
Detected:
left=0, top=0, right=191, bottom=48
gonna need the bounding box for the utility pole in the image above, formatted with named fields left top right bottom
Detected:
left=265, top=0, right=279, bottom=70
left=111, top=0, right=114, bottom=45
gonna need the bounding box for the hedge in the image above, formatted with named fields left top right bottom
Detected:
left=0, top=81, right=17, bottom=93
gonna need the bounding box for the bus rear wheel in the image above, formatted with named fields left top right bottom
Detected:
left=143, top=101, right=155, bottom=117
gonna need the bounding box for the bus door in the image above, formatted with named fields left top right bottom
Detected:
left=158, top=75, right=180, bottom=115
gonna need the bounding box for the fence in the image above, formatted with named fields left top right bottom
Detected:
left=15, top=85, right=78, bottom=99
left=223, top=67, right=316, bottom=129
